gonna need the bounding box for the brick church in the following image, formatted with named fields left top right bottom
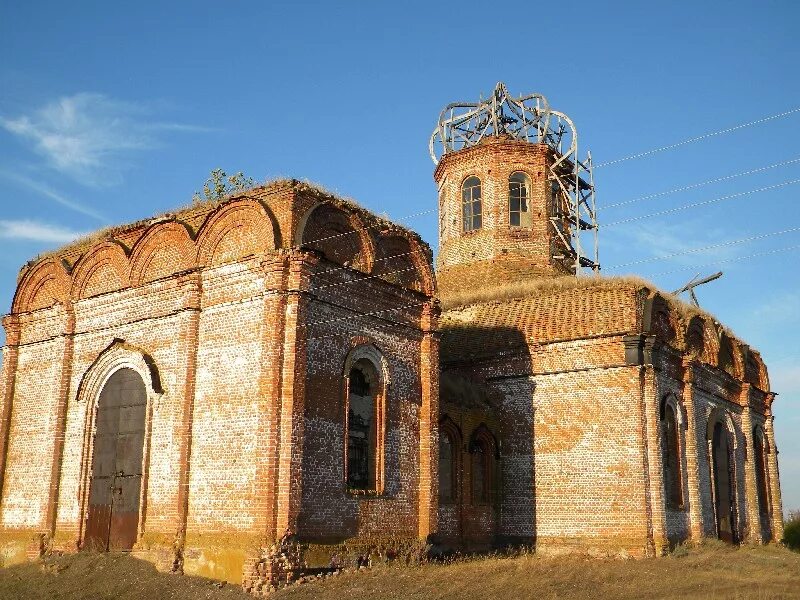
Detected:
left=0, top=84, right=784, bottom=587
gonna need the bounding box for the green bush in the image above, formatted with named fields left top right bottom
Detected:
left=783, top=510, right=800, bottom=551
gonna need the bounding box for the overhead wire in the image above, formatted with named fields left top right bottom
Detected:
left=647, top=243, right=800, bottom=277
left=605, top=226, right=800, bottom=270
left=594, top=107, right=800, bottom=169
left=599, top=157, right=800, bottom=211
left=602, top=179, right=800, bottom=227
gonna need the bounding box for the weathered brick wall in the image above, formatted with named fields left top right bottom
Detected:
left=0, top=181, right=437, bottom=582
left=1, top=334, right=64, bottom=529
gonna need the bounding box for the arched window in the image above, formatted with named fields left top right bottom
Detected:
left=462, top=176, right=482, bottom=232
left=347, top=359, right=381, bottom=491
left=440, top=433, right=454, bottom=502
left=508, top=171, right=531, bottom=227
left=661, top=400, right=684, bottom=509
left=439, top=418, right=461, bottom=503
left=469, top=425, right=496, bottom=505
left=753, top=427, right=771, bottom=520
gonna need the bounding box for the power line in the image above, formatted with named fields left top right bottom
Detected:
left=647, top=243, right=800, bottom=277
left=602, top=179, right=800, bottom=227
left=606, top=226, right=800, bottom=270
left=594, top=107, right=800, bottom=169
left=599, top=157, right=800, bottom=211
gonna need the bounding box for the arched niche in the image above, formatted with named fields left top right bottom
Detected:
left=718, top=333, right=742, bottom=379
left=70, top=241, right=130, bottom=300
left=128, top=221, right=195, bottom=286
left=745, top=351, right=768, bottom=391
left=373, top=234, right=432, bottom=294
left=74, top=340, right=163, bottom=550
left=195, top=197, right=280, bottom=267
left=298, top=203, right=373, bottom=272
left=685, top=315, right=707, bottom=361
left=343, top=343, right=389, bottom=493
left=12, top=257, right=71, bottom=313
left=706, top=407, right=739, bottom=544
left=439, top=415, right=463, bottom=504
left=644, top=293, right=677, bottom=344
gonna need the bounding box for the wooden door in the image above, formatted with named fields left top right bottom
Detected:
left=85, top=368, right=146, bottom=551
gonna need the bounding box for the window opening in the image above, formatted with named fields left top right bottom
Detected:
left=462, top=176, right=482, bottom=232
left=347, top=361, right=378, bottom=491
left=509, top=172, right=531, bottom=227
left=662, top=402, right=683, bottom=509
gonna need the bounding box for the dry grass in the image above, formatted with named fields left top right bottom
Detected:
left=276, top=543, right=800, bottom=600
left=1, top=543, right=797, bottom=599
left=439, top=274, right=656, bottom=311
left=440, top=273, right=733, bottom=338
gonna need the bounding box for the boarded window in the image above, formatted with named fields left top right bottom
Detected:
left=462, top=176, right=482, bottom=232
left=508, top=171, right=531, bottom=227
left=662, top=402, right=683, bottom=509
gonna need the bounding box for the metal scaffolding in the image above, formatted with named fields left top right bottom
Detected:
left=430, top=82, right=600, bottom=275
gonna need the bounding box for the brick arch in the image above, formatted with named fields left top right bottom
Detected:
left=718, top=332, right=742, bottom=378
left=469, top=423, right=498, bottom=458
left=373, top=233, right=434, bottom=294
left=298, top=203, right=374, bottom=272
left=745, top=350, right=769, bottom=391
left=129, top=221, right=195, bottom=286
left=644, top=293, right=677, bottom=344
left=684, top=315, right=707, bottom=361
left=71, top=241, right=130, bottom=300
left=13, top=257, right=71, bottom=313
left=195, top=197, right=280, bottom=267
left=74, top=340, right=163, bottom=549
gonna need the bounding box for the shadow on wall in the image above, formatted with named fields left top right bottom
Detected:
left=438, top=324, right=534, bottom=551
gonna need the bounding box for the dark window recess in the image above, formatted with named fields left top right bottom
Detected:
left=462, top=176, right=482, bottom=232
left=662, top=403, right=683, bottom=509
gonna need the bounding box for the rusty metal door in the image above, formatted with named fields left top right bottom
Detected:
left=712, top=421, right=737, bottom=544
left=85, top=368, right=147, bottom=551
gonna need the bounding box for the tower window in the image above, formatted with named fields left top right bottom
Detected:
left=462, top=176, right=482, bottom=232
left=509, top=171, right=531, bottom=227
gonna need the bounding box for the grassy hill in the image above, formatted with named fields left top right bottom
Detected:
left=1, top=542, right=798, bottom=599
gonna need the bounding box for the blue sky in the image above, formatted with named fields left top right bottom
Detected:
left=1, top=1, right=798, bottom=513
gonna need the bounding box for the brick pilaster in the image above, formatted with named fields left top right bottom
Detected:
left=0, top=314, right=21, bottom=510
left=274, top=251, right=315, bottom=536
left=45, top=304, right=75, bottom=538
left=681, top=360, right=704, bottom=541
left=641, top=363, right=668, bottom=554
left=418, top=300, right=440, bottom=539
left=176, top=272, right=202, bottom=540
left=255, top=253, right=289, bottom=542
left=764, top=398, right=784, bottom=542
left=739, top=385, right=762, bottom=544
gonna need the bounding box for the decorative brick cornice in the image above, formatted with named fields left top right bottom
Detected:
left=623, top=334, right=655, bottom=366
left=1, top=315, right=21, bottom=346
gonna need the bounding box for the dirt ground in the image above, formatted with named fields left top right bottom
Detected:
left=1, top=542, right=798, bottom=600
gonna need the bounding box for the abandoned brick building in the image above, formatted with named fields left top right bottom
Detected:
left=0, top=84, right=784, bottom=586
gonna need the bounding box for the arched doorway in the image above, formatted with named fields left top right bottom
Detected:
left=84, top=368, right=147, bottom=551
left=711, top=420, right=737, bottom=543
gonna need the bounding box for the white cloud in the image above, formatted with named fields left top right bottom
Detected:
left=0, top=93, right=208, bottom=186
left=0, top=171, right=106, bottom=221
left=605, top=219, right=738, bottom=272
left=0, top=219, right=86, bottom=244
